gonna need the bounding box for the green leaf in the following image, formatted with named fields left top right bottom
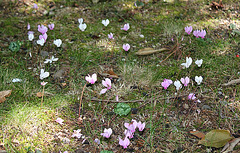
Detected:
left=135, top=1, right=144, bottom=7
left=100, top=151, right=114, bottom=153
left=114, top=103, right=131, bottom=116
left=9, top=41, right=21, bottom=52
left=198, top=129, right=234, bottom=148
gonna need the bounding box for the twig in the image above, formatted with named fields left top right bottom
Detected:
left=221, top=78, right=240, bottom=86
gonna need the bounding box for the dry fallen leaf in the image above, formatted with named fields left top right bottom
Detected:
left=0, top=90, right=12, bottom=103
left=199, top=129, right=234, bottom=148
left=190, top=130, right=205, bottom=139
left=36, top=92, right=43, bottom=98
left=135, top=48, right=169, bottom=55
left=99, top=69, right=119, bottom=78
left=221, top=138, right=240, bottom=153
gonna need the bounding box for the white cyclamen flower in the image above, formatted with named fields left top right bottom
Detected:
left=44, top=56, right=58, bottom=64
left=174, top=80, right=182, bottom=91
left=78, top=18, right=84, bottom=24
left=28, top=33, right=34, bottom=41
left=40, top=69, right=49, bottom=80
left=53, top=39, right=62, bottom=47
left=181, top=57, right=192, bottom=69
left=195, top=76, right=203, bottom=85
left=37, top=38, right=45, bottom=46
left=79, top=23, right=87, bottom=31
left=195, top=59, right=203, bottom=67
left=102, top=19, right=110, bottom=27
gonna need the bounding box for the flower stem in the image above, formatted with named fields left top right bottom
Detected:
left=79, top=83, right=87, bottom=118
left=41, top=86, right=45, bottom=107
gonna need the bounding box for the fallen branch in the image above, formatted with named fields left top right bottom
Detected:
left=221, top=78, right=240, bottom=86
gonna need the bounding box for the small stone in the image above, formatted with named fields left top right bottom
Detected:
left=202, top=105, right=211, bottom=110
left=40, top=51, right=49, bottom=57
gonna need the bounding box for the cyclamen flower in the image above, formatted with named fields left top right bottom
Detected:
left=72, top=129, right=82, bottom=139
left=102, top=19, right=110, bottom=27
left=100, top=78, right=111, bottom=94
left=78, top=18, right=83, bottom=24
left=41, top=81, right=48, bottom=86
left=119, top=137, right=130, bottom=149
left=40, top=69, right=49, bottom=80
left=174, top=80, right=182, bottom=91
left=108, top=33, right=114, bottom=39
left=124, top=129, right=134, bottom=138
left=199, top=30, right=206, bottom=38
left=124, top=119, right=138, bottom=133
left=181, top=57, right=192, bottom=69
left=44, top=56, right=58, bottom=64
left=48, top=23, right=54, bottom=30
left=55, top=118, right=64, bottom=124
left=184, top=26, right=192, bottom=34
left=27, top=23, right=30, bottom=30
left=180, top=77, right=190, bottom=86
left=123, top=44, right=130, bottom=51
left=94, top=138, right=100, bottom=145
left=33, top=3, right=38, bottom=9
left=28, top=33, right=34, bottom=41
left=38, top=25, right=48, bottom=34
left=195, top=76, right=203, bottom=85
left=188, top=93, right=196, bottom=100
left=100, top=128, right=112, bottom=138
left=137, top=121, right=145, bottom=131
left=53, top=39, right=62, bottom=47
left=161, top=79, right=173, bottom=90
left=195, top=59, right=203, bottom=67
left=121, top=23, right=130, bottom=31
left=79, top=23, right=87, bottom=31
left=85, top=73, right=97, bottom=84
left=39, top=33, right=47, bottom=42
left=37, top=38, right=45, bottom=46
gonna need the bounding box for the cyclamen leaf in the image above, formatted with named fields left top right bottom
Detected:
left=9, top=42, right=21, bottom=52
left=114, top=103, right=131, bottom=116
left=198, top=129, right=234, bottom=148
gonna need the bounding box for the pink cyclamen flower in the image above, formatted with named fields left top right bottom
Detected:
left=199, top=30, right=206, bottom=38
left=48, top=23, right=54, bottom=30
left=94, top=138, right=100, bottom=145
left=38, top=25, right=48, bottom=34
left=121, top=23, right=130, bottom=31
left=39, top=33, right=47, bottom=42
left=123, top=44, right=130, bottom=51
left=102, top=78, right=111, bottom=89
left=119, top=137, right=130, bottom=149
left=137, top=121, right=145, bottom=131
left=124, top=129, right=134, bottom=138
left=55, top=118, right=64, bottom=124
left=33, top=3, right=38, bottom=9
left=161, top=79, right=173, bottom=90
left=41, top=81, right=48, bottom=86
left=100, top=78, right=111, bottom=94
left=27, top=23, right=30, bottom=30
left=101, top=128, right=112, bottom=138
left=116, top=95, right=119, bottom=101
left=193, top=30, right=200, bottom=38
left=184, top=26, right=192, bottom=34
left=180, top=77, right=190, bottom=86
left=124, top=119, right=138, bottom=133
left=108, top=33, right=114, bottom=39
left=85, top=73, right=97, bottom=84
left=72, top=129, right=82, bottom=139
left=188, top=93, right=196, bottom=100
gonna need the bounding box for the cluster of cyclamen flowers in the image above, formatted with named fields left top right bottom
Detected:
left=78, top=18, right=131, bottom=52
left=85, top=73, right=112, bottom=94
left=185, top=26, right=206, bottom=38
left=100, top=119, right=145, bottom=149
left=161, top=57, right=203, bottom=102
